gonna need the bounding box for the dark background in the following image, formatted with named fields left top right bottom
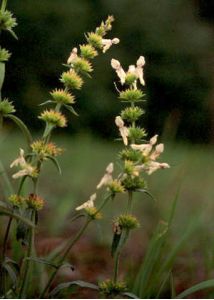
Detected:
left=2, top=0, right=214, bottom=143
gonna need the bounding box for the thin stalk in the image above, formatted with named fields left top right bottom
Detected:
left=113, top=191, right=133, bottom=283
left=1, top=0, right=8, bottom=11
left=40, top=193, right=113, bottom=298
left=1, top=216, right=12, bottom=260
left=39, top=218, right=91, bottom=298
left=18, top=210, right=35, bottom=298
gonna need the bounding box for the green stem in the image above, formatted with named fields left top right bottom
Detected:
left=39, top=218, right=91, bottom=298
left=40, top=193, right=112, bottom=298
left=113, top=191, right=133, bottom=284
left=1, top=0, right=8, bottom=11
left=18, top=210, right=35, bottom=298
left=1, top=216, right=12, bottom=260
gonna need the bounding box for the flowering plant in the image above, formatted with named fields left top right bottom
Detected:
left=0, top=1, right=172, bottom=299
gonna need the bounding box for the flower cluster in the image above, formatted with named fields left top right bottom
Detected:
left=99, top=279, right=127, bottom=298
left=31, top=140, right=62, bottom=159
left=8, top=193, right=44, bottom=211
left=111, top=56, right=170, bottom=192
left=39, top=16, right=119, bottom=133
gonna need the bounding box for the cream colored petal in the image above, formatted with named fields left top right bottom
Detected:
left=150, top=135, right=158, bottom=145
left=106, top=162, right=114, bottom=174
left=112, top=38, right=120, bottom=44
left=67, top=47, right=78, bottom=64
left=76, top=193, right=96, bottom=211
left=111, top=59, right=120, bottom=70
left=115, top=116, right=124, bottom=128
left=136, top=56, right=145, bottom=67
left=120, top=127, right=129, bottom=146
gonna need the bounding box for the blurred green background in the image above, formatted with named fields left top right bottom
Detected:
left=2, top=0, right=214, bottom=143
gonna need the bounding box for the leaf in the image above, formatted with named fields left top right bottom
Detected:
left=3, top=263, right=17, bottom=288
left=0, top=62, right=5, bottom=96
left=5, top=257, right=20, bottom=274
left=0, top=205, right=35, bottom=227
left=46, top=155, right=62, bottom=175
left=49, top=280, right=98, bottom=297
left=122, top=292, right=139, bottom=299
left=39, top=100, right=54, bottom=106
left=64, top=104, right=79, bottom=116
left=176, top=279, right=214, bottom=299
left=25, top=257, right=58, bottom=269
left=136, top=189, right=156, bottom=202
left=6, top=114, right=33, bottom=146
left=111, top=232, right=122, bottom=257
left=7, top=29, right=18, bottom=40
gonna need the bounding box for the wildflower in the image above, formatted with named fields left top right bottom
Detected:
left=107, top=179, right=125, bottom=194
left=124, top=160, right=139, bottom=177
left=8, top=194, right=26, bottom=208
left=142, top=161, right=170, bottom=175
left=136, top=56, right=146, bottom=86
left=115, top=116, right=129, bottom=146
left=121, top=106, right=144, bottom=123
left=26, top=193, right=44, bottom=211
left=39, top=110, right=67, bottom=128
left=99, top=279, right=127, bottom=297
left=102, top=38, right=120, bottom=53
left=75, top=193, right=96, bottom=211
left=95, top=15, right=114, bottom=36
left=97, top=162, right=114, bottom=189
left=67, top=47, right=78, bottom=64
left=50, top=89, right=75, bottom=105
left=115, top=214, right=140, bottom=230
left=111, top=59, right=126, bottom=85
left=86, top=32, right=103, bottom=49
left=60, top=70, right=83, bottom=90
left=119, top=88, right=144, bottom=102
left=72, top=57, right=93, bottom=74
left=80, top=44, right=98, bottom=59
left=10, top=149, right=37, bottom=179
left=85, top=207, right=102, bottom=220
left=31, top=140, right=62, bottom=158
left=0, top=48, right=11, bottom=62
left=131, top=134, right=158, bottom=156
left=0, top=99, right=15, bottom=115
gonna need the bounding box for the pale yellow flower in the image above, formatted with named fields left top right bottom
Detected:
left=115, top=116, right=129, bottom=146
left=10, top=149, right=37, bottom=179
left=67, top=47, right=78, bottom=64
left=76, top=193, right=97, bottom=211
left=111, top=59, right=126, bottom=85
left=97, top=162, right=114, bottom=189
left=136, top=56, right=146, bottom=86
left=143, top=161, right=170, bottom=175
left=102, top=38, right=120, bottom=53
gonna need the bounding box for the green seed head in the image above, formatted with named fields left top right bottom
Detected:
left=0, top=10, right=17, bottom=31
left=50, top=89, right=75, bottom=105
left=107, top=179, right=125, bottom=194
left=60, top=70, right=83, bottom=90
left=119, top=88, right=144, bottom=102
left=80, top=44, right=98, bottom=59
left=86, top=32, right=103, bottom=49
left=72, top=57, right=93, bottom=74
left=0, top=48, right=11, bottom=62
left=99, top=279, right=127, bottom=298
left=0, top=99, right=15, bottom=115
left=128, top=126, right=147, bottom=143
left=121, top=106, right=144, bottom=123
left=39, top=109, right=67, bottom=127
left=115, top=214, right=140, bottom=230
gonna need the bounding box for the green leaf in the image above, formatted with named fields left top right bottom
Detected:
left=64, top=104, right=79, bottom=116
left=39, top=100, right=54, bottom=106
left=0, top=62, right=5, bottom=97
left=49, top=280, right=98, bottom=297
left=122, top=292, right=139, bottom=299
left=3, top=263, right=17, bottom=288
left=46, top=155, right=62, bottom=175
left=0, top=205, right=35, bottom=227
left=6, top=114, right=33, bottom=146
left=25, top=257, right=58, bottom=268
left=176, top=279, right=214, bottom=299
left=7, top=29, right=18, bottom=40
left=111, top=232, right=122, bottom=257
left=136, top=189, right=156, bottom=202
